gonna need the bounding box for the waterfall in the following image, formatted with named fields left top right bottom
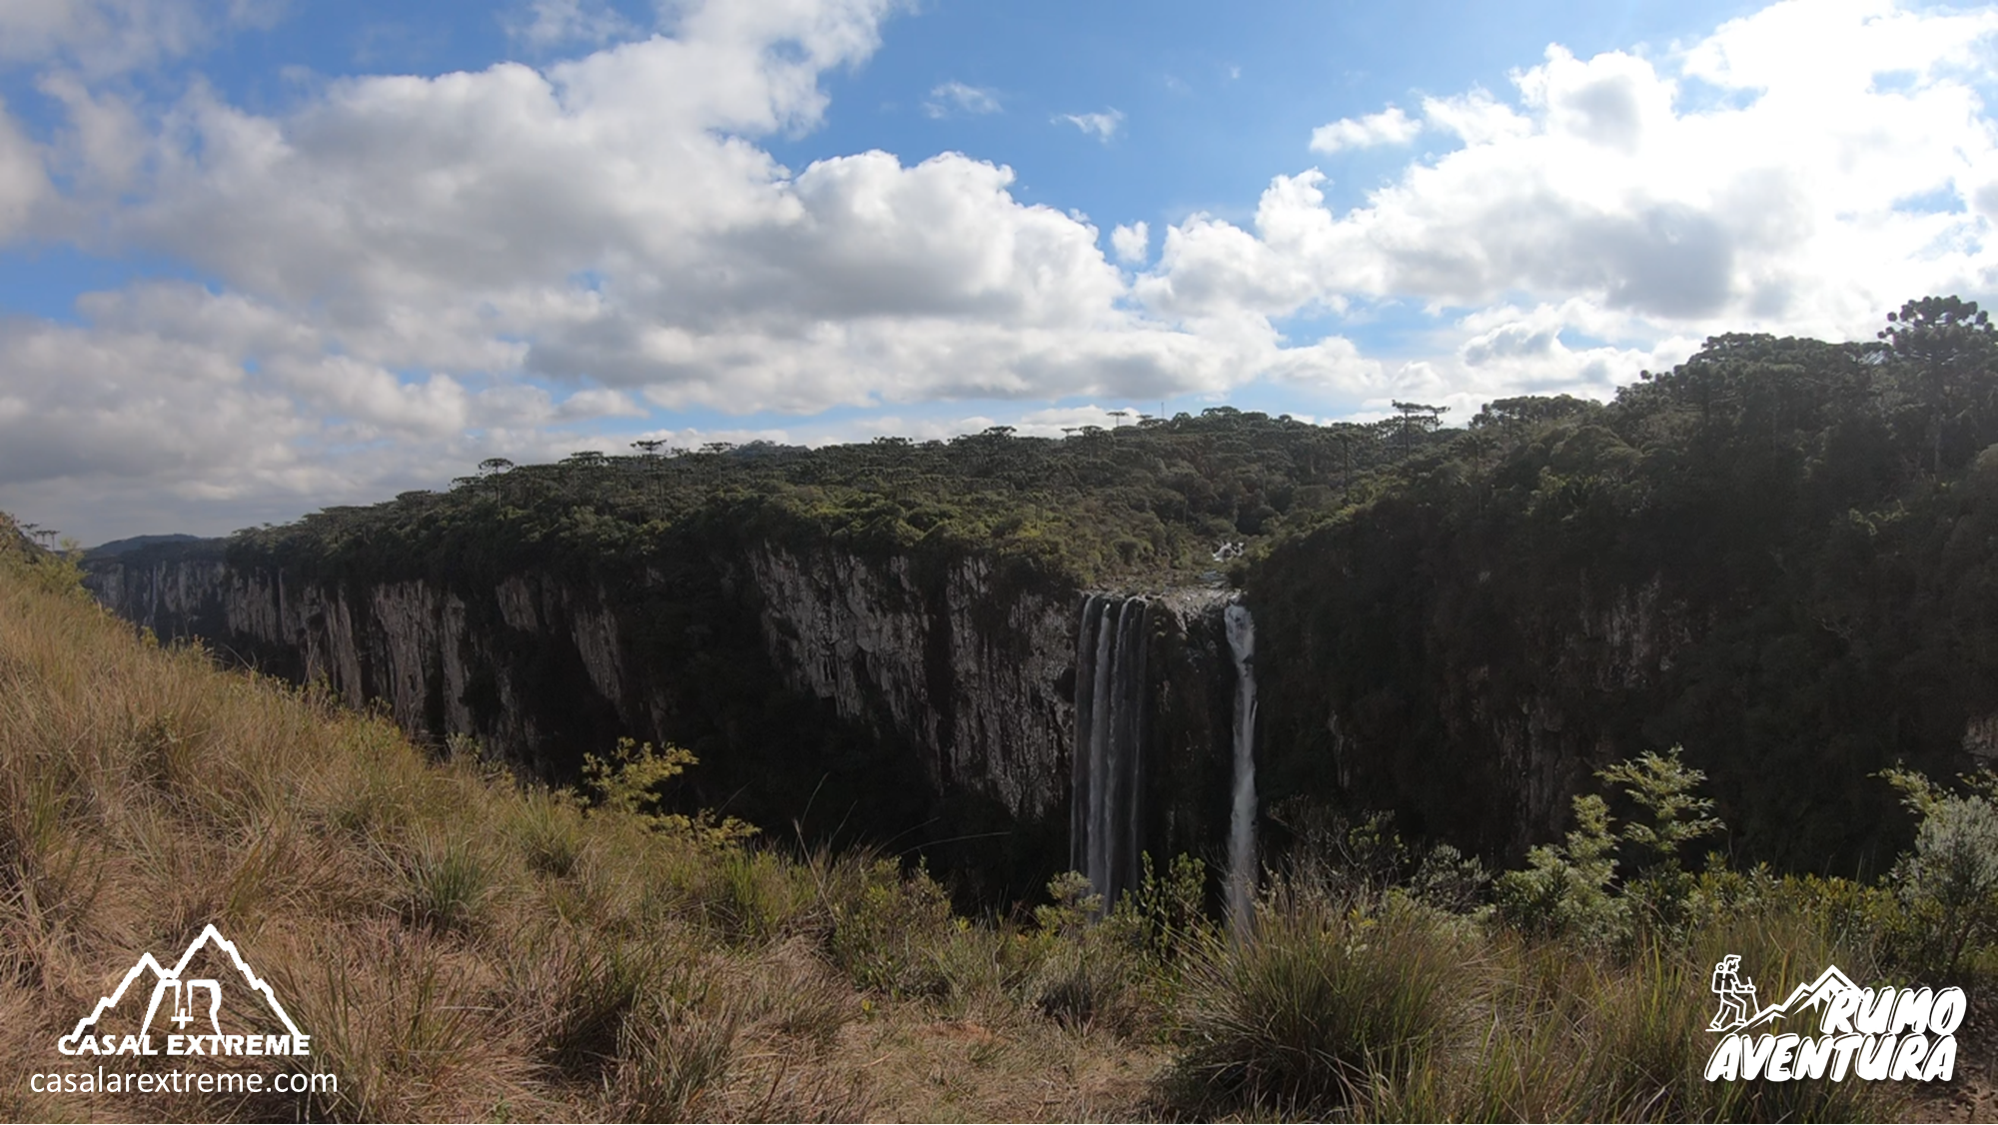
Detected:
left=1224, top=602, right=1258, bottom=936
left=1071, top=594, right=1149, bottom=907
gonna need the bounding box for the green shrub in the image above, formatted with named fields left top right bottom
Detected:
left=511, top=787, right=589, bottom=878
left=1495, top=793, right=1626, bottom=943
left=395, top=832, right=493, bottom=934
left=581, top=736, right=759, bottom=846
left=702, top=847, right=812, bottom=945
left=1883, top=767, right=1998, bottom=975
left=1497, top=748, right=1721, bottom=945
left=825, top=857, right=954, bottom=996
left=1171, top=901, right=1469, bottom=1114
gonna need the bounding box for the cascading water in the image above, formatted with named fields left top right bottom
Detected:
left=1224, top=602, right=1258, bottom=936
left=1071, top=594, right=1149, bottom=907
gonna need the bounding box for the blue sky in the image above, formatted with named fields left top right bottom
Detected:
left=0, top=0, right=1994, bottom=542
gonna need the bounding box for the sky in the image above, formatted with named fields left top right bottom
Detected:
left=1, top=0, right=1995, bottom=544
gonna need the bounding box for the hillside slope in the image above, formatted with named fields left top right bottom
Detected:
left=0, top=518, right=1161, bottom=1121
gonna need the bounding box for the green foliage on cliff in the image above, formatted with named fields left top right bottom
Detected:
left=227, top=407, right=1433, bottom=591
left=0, top=511, right=88, bottom=599
left=1252, top=296, right=1998, bottom=876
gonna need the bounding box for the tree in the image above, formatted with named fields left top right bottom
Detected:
left=1469, top=395, right=1599, bottom=430
left=1390, top=401, right=1449, bottom=457
left=1878, top=296, right=1996, bottom=473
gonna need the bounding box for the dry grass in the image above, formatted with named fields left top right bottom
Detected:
left=0, top=527, right=1164, bottom=1122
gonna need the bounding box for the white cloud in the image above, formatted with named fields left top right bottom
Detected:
left=1, top=0, right=1259, bottom=537
left=1417, top=88, right=1531, bottom=146
left=923, top=80, right=1000, bottom=118
left=1111, top=220, right=1149, bottom=264
left=1147, top=0, right=1998, bottom=342
left=82, top=3, right=1217, bottom=422
left=0, top=0, right=279, bottom=75
left=35, top=73, right=148, bottom=209
left=504, top=0, right=639, bottom=51
left=1450, top=302, right=1696, bottom=399
left=0, top=101, right=51, bottom=241
left=1308, top=104, right=1422, bottom=153
left=1057, top=108, right=1124, bottom=142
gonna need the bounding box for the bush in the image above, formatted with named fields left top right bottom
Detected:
left=394, top=832, right=493, bottom=934
left=1171, top=900, right=1469, bottom=1114
left=1883, top=767, right=1998, bottom=975
left=824, top=856, right=955, bottom=996
left=1495, top=793, right=1626, bottom=943
left=1496, top=748, right=1720, bottom=945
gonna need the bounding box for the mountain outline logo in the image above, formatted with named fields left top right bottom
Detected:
left=57, top=924, right=310, bottom=1057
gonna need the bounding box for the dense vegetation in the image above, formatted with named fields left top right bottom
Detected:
left=8, top=520, right=1995, bottom=1121
left=1254, top=297, right=1998, bottom=879
left=228, top=404, right=1442, bottom=591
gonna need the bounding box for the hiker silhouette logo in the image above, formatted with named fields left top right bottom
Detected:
left=1707, top=953, right=1757, bottom=1032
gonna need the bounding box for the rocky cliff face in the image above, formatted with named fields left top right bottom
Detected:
left=84, top=551, right=233, bottom=645
left=88, top=545, right=1061, bottom=814
left=1250, top=544, right=1719, bottom=863
left=83, top=527, right=1770, bottom=880
left=740, top=546, right=1076, bottom=818
left=85, top=539, right=1243, bottom=894
left=99, top=516, right=1892, bottom=882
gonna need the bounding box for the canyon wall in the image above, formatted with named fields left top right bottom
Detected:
left=85, top=539, right=1240, bottom=897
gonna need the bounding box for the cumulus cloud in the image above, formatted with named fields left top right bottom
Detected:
left=0, top=278, right=667, bottom=541
left=0, top=0, right=279, bottom=75
left=1111, top=220, right=1149, bottom=264
left=923, top=80, right=1000, bottom=118
left=90, top=4, right=1221, bottom=423
left=504, top=0, right=639, bottom=51
left=1451, top=302, right=1698, bottom=396
left=1, top=0, right=1259, bottom=537
left=1308, top=104, right=1422, bottom=153
left=1417, top=87, right=1532, bottom=146
left=0, top=102, right=52, bottom=241
left=1152, top=0, right=1998, bottom=342
left=1057, top=108, right=1123, bottom=142
left=0, top=315, right=295, bottom=489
